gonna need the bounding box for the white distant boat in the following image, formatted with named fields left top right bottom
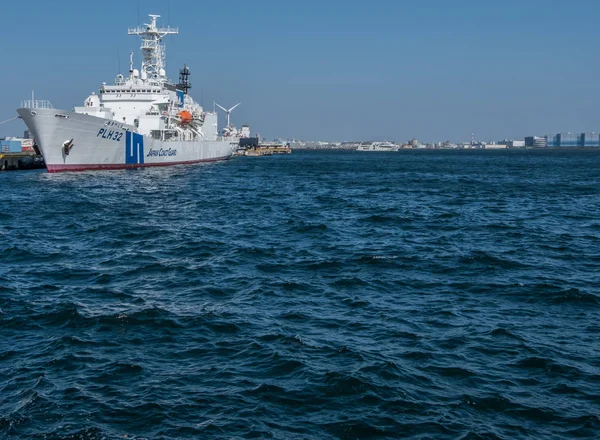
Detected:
left=356, top=141, right=399, bottom=152
left=17, top=14, right=239, bottom=172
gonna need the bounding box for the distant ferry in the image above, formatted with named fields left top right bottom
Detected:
left=356, top=142, right=399, bottom=152
left=17, top=14, right=239, bottom=172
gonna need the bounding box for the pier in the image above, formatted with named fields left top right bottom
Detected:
left=0, top=153, right=45, bottom=171
left=243, top=144, right=291, bottom=156
left=237, top=137, right=291, bottom=156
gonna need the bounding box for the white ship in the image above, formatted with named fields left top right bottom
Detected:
left=356, top=141, right=399, bottom=152
left=17, top=14, right=238, bottom=172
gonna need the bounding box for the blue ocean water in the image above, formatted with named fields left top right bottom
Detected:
left=1, top=150, right=599, bottom=439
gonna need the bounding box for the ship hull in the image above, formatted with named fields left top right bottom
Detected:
left=17, top=108, right=237, bottom=173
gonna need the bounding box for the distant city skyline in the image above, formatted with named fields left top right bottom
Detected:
left=1, top=0, right=600, bottom=142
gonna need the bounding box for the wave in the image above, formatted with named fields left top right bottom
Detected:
left=360, top=214, right=402, bottom=224
left=341, top=297, right=370, bottom=308
left=545, top=288, right=600, bottom=305
left=512, top=284, right=600, bottom=306
left=294, top=223, right=328, bottom=233
left=459, top=250, right=530, bottom=269
left=426, top=365, right=478, bottom=379
left=486, top=327, right=525, bottom=341
left=329, top=276, right=370, bottom=287
left=320, top=371, right=374, bottom=397
left=459, top=393, right=559, bottom=422
left=19, top=303, right=189, bottom=332
left=508, top=356, right=588, bottom=377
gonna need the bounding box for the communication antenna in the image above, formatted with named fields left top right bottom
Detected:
left=128, top=14, right=178, bottom=80
left=177, top=64, right=192, bottom=94
left=214, top=102, right=241, bottom=127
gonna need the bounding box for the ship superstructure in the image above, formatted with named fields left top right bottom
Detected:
left=17, top=14, right=239, bottom=172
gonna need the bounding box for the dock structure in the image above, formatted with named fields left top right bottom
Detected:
left=237, top=137, right=291, bottom=156
left=244, top=144, right=291, bottom=156
left=0, top=153, right=45, bottom=171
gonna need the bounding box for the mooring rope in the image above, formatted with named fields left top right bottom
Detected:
left=0, top=116, right=20, bottom=125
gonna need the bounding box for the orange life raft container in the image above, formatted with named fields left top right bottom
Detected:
left=178, top=110, right=193, bottom=125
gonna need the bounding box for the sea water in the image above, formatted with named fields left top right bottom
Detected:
left=1, top=150, right=599, bottom=439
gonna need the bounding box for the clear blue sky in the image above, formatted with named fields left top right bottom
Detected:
left=1, top=0, right=599, bottom=142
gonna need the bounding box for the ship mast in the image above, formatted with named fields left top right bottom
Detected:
left=128, top=14, right=178, bottom=82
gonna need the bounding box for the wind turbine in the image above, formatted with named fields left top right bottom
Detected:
left=214, top=102, right=241, bottom=128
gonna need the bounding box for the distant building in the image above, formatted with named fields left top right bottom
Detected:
left=546, top=134, right=558, bottom=147
left=1, top=137, right=36, bottom=153
left=557, top=133, right=578, bottom=147
left=545, top=132, right=600, bottom=148
left=0, top=139, right=22, bottom=153
left=497, top=139, right=525, bottom=148
left=581, top=132, right=599, bottom=147
left=525, top=136, right=547, bottom=148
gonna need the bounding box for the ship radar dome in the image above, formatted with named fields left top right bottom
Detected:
left=132, top=69, right=140, bottom=78
left=159, top=68, right=166, bottom=77
left=141, top=70, right=148, bottom=80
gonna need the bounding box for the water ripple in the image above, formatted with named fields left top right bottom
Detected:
left=1, top=150, right=600, bottom=439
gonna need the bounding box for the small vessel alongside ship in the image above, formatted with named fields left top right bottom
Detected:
left=237, top=135, right=291, bottom=156
left=17, top=14, right=240, bottom=172
left=356, top=141, right=399, bottom=152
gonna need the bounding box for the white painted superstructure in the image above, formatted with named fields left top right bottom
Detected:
left=17, top=14, right=240, bottom=172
